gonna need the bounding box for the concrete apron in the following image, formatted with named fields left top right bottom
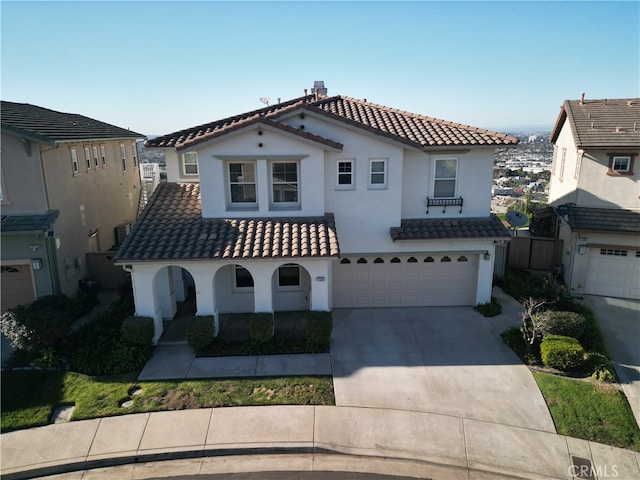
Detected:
left=330, top=306, right=556, bottom=433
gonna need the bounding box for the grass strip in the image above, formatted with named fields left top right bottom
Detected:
left=533, top=372, right=640, bottom=451
left=1, top=370, right=335, bottom=433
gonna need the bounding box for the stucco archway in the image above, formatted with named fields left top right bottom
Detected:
left=214, top=264, right=255, bottom=313
left=271, top=263, right=311, bottom=311
left=152, top=265, right=197, bottom=321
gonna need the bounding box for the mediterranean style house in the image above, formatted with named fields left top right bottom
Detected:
left=115, top=83, right=516, bottom=342
left=538, top=95, right=639, bottom=300
left=1, top=101, right=144, bottom=311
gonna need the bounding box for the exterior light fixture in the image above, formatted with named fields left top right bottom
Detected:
left=483, top=251, right=491, bottom=261
left=28, top=244, right=41, bottom=252
left=578, top=245, right=587, bottom=255
left=31, top=258, right=43, bottom=270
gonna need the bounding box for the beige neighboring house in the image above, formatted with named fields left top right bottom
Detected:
left=1, top=101, right=145, bottom=312
left=534, top=96, right=640, bottom=299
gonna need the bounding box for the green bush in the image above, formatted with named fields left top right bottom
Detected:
left=305, top=311, right=332, bottom=352
left=535, top=311, right=586, bottom=339
left=540, top=335, right=586, bottom=371
left=587, top=352, right=617, bottom=383
left=187, top=316, right=216, bottom=352
left=501, top=326, right=526, bottom=351
left=121, top=316, right=154, bottom=346
left=474, top=298, right=502, bottom=317
left=250, top=313, right=274, bottom=342
left=106, top=344, right=152, bottom=374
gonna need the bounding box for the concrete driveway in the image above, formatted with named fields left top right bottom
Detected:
left=331, top=307, right=556, bottom=433
left=583, top=295, right=640, bottom=428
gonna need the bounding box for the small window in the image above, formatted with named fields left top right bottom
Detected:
left=132, top=143, right=138, bottom=168
left=235, top=266, right=254, bottom=288
left=71, top=148, right=79, bottom=174
left=278, top=264, right=300, bottom=287
left=608, top=155, right=634, bottom=175
left=357, top=258, right=368, bottom=264
left=373, top=257, right=384, bottom=263
left=559, top=148, right=566, bottom=182
left=434, top=158, right=457, bottom=198
left=229, top=162, right=256, bottom=204
left=600, top=249, right=627, bottom=257
left=424, top=256, right=435, bottom=263
left=457, top=256, right=468, bottom=262
left=1, top=266, right=20, bottom=273
left=407, top=257, right=417, bottom=263
left=92, top=146, right=99, bottom=168
left=551, top=145, right=557, bottom=175
left=120, top=144, right=127, bottom=172
left=441, top=256, right=451, bottom=262
left=368, top=159, right=387, bottom=189
left=100, top=145, right=107, bottom=166
left=574, top=150, right=583, bottom=179
left=390, top=257, right=401, bottom=263
left=271, top=162, right=299, bottom=205
left=337, top=160, right=354, bottom=188
left=183, top=152, right=198, bottom=176
left=340, top=258, right=351, bottom=264
left=84, top=147, right=92, bottom=170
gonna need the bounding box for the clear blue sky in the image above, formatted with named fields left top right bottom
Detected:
left=2, top=1, right=638, bottom=136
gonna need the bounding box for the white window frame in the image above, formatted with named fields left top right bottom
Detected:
left=336, top=159, right=355, bottom=190
left=71, top=148, right=79, bottom=174
left=611, top=155, right=631, bottom=173
left=92, top=146, right=100, bottom=169
left=368, top=158, right=388, bottom=190
left=182, top=152, right=199, bottom=176
left=559, top=148, right=566, bottom=182
left=84, top=147, right=92, bottom=171
left=433, top=157, right=458, bottom=198
left=100, top=145, right=107, bottom=167
left=277, top=264, right=301, bottom=290
left=132, top=143, right=138, bottom=169
left=227, top=161, right=257, bottom=208
left=270, top=161, right=300, bottom=208
left=120, top=144, right=127, bottom=172
left=574, top=149, right=583, bottom=179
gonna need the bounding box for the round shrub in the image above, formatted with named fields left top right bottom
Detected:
left=501, top=326, right=526, bottom=351
left=305, top=311, right=332, bottom=352
left=587, top=352, right=617, bottom=383
left=540, top=335, right=586, bottom=371
left=250, top=313, right=274, bottom=342
left=474, top=299, right=502, bottom=317
left=122, top=316, right=154, bottom=346
left=535, top=311, right=586, bottom=338
left=187, top=316, right=216, bottom=352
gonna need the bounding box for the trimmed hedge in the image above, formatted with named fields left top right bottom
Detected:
left=250, top=313, right=274, bottom=342
left=474, top=298, right=502, bottom=317
left=121, top=316, right=154, bottom=346
left=540, top=335, right=586, bottom=371
left=305, top=311, right=332, bottom=352
left=535, top=311, right=586, bottom=339
left=187, top=316, right=216, bottom=352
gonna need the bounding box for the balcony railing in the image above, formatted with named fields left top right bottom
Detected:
left=426, top=197, right=464, bottom=214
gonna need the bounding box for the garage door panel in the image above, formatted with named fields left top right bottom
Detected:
left=585, top=249, right=640, bottom=299
left=1, top=264, right=36, bottom=313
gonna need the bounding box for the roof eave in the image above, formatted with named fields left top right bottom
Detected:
left=1, top=124, right=56, bottom=147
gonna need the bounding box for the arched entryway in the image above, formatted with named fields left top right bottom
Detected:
left=214, top=264, right=255, bottom=313
left=153, top=266, right=196, bottom=342
left=271, top=263, right=311, bottom=311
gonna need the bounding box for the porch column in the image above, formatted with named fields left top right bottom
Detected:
left=191, top=267, right=219, bottom=336
left=156, top=267, right=177, bottom=319
left=172, top=266, right=187, bottom=302
left=307, top=261, right=331, bottom=311
left=129, top=265, right=163, bottom=345
left=251, top=266, right=274, bottom=313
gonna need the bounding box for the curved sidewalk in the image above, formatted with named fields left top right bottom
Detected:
left=2, top=405, right=639, bottom=480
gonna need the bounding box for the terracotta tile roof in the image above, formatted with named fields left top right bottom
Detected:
left=1, top=101, right=144, bottom=144
left=567, top=206, right=640, bottom=234
left=550, top=98, right=640, bottom=147
left=0, top=210, right=59, bottom=234
left=114, top=183, right=340, bottom=262
left=146, top=95, right=518, bottom=151
left=390, top=215, right=511, bottom=241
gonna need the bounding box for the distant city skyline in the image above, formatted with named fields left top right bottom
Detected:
left=2, top=1, right=638, bottom=136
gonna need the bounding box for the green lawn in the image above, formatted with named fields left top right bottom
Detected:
left=1, top=370, right=335, bottom=433
left=534, top=372, right=640, bottom=451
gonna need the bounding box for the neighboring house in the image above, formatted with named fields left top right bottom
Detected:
left=1, top=101, right=145, bottom=312
left=536, top=96, right=640, bottom=299
left=115, top=83, right=516, bottom=343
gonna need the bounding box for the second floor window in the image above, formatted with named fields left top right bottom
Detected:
left=368, top=159, right=387, bottom=189
left=120, top=144, right=127, bottom=171
left=229, top=162, right=256, bottom=204
left=100, top=145, right=107, bottom=166
left=337, top=160, right=354, bottom=188
left=132, top=143, right=138, bottom=168
left=183, top=152, right=199, bottom=176
left=71, top=148, right=79, bottom=174
left=92, top=146, right=99, bottom=168
left=271, top=162, right=299, bottom=204
left=608, top=154, right=634, bottom=175
left=84, top=147, right=92, bottom=170
left=434, top=158, right=457, bottom=197
left=559, top=148, right=566, bottom=182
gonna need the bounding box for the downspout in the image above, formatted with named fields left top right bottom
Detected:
left=39, top=143, right=60, bottom=292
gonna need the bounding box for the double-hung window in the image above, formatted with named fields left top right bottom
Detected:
left=559, top=148, right=566, bottom=182
left=368, top=159, right=387, bottom=189
left=228, top=162, right=257, bottom=205
left=608, top=154, right=634, bottom=175
left=92, top=146, right=100, bottom=169
left=433, top=158, right=457, bottom=197
left=84, top=147, right=92, bottom=171
left=120, top=144, right=127, bottom=172
left=183, top=152, right=198, bottom=176
left=132, top=143, right=138, bottom=168
left=100, top=145, right=107, bottom=166
left=271, top=162, right=299, bottom=206
left=71, top=148, right=79, bottom=174
left=337, top=160, right=354, bottom=189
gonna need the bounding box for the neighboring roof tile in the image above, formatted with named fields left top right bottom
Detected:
left=114, top=183, right=340, bottom=262
left=1, top=210, right=59, bottom=233
left=1, top=101, right=144, bottom=144
left=567, top=206, right=640, bottom=233
left=390, top=215, right=511, bottom=241
left=550, top=98, right=640, bottom=147
left=146, top=95, right=518, bottom=150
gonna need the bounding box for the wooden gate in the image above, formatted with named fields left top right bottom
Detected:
left=86, top=252, right=129, bottom=290
left=508, top=237, right=563, bottom=271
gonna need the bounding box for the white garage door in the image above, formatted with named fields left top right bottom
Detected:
left=1, top=264, right=36, bottom=313
left=333, top=254, right=478, bottom=308
left=585, top=248, right=640, bottom=299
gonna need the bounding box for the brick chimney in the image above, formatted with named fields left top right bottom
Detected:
left=311, top=81, right=328, bottom=99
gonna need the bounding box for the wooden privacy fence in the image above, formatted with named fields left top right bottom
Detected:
left=86, top=252, right=129, bottom=290
left=507, top=237, right=563, bottom=271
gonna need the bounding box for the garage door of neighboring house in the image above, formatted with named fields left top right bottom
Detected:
left=333, top=254, right=478, bottom=308
left=1, top=264, right=36, bottom=313
left=584, top=247, right=640, bottom=299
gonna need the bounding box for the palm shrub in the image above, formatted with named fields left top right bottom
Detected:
left=540, top=335, right=586, bottom=371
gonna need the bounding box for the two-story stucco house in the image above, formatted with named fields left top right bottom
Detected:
left=542, top=96, right=640, bottom=299
left=1, top=101, right=144, bottom=311
left=114, top=84, right=516, bottom=343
